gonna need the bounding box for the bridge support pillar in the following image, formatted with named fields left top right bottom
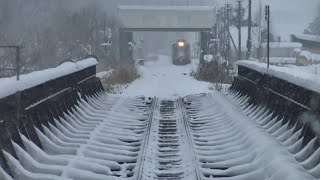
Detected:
left=119, top=30, right=133, bottom=62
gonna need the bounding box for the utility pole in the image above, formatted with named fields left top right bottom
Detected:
left=265, top=5, right=270, bottom=92
left=225, top=3, right=231, bottom=61
left=16, top=47, right=20, bottom=81
left=220, top=8, right=224, bottom=58
left=246, top=0, right=252, bottom=59
left=265, top=5, right=270, bottom=69
left=216, top=9, right=221, bottom=59
left=219, top=8, right=224, bottom=59
left=237, top=0, right=242, bottom=60
left=257, top=1, right=263, bottom=59
left=103, top=14, right=107, bottom=55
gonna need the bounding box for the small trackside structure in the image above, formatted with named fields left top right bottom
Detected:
left=231, top=60, right=320, bottom=145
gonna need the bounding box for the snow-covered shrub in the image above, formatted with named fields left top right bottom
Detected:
left=101, top=63, right=140, bottom=94
left=193, top=61, right=232, bottom=84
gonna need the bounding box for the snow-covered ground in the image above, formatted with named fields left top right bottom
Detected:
left=122, top=55, right=213, bottom=99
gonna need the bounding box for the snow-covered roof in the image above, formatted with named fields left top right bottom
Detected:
left=299, top=51, right=312, bottom=59
left=261, top=42, right=302, bottom=48
left=0, top=58, right=98, bottom=99
left=293, top=33, right=320, bottom=43
left=118, top=5, right=215, bottom=11
left=236, top=60, right=320, bottom=93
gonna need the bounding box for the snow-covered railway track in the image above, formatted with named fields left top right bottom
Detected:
left=138, top=99, right=199, bottom=180
left=3, top=91, right=320, bottom=180
left=1, top=93, right=151, bottom=180
left=184, top=93, right=318, bottom=180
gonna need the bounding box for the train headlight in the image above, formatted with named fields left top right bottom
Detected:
left=178, top=42, right=185, bottom=47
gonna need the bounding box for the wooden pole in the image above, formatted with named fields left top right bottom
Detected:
left=238, top=0, right=242, bottom=60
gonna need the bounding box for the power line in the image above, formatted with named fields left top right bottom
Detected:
left=238, top=0, right=242, bottom=60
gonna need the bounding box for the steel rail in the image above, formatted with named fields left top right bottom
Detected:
left=136, top=97, right=158, bottom=180
left=177, top=98, right=202, bottom=180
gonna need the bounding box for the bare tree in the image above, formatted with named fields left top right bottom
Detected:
left=0, top=0, right=121, bottom=77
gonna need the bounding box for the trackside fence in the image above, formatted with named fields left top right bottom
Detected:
left=0, top=58, right=104, bottom=177
left=231, top=65, right=320, bottom=146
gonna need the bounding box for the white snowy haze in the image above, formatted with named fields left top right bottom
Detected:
left=216, top=0, right=320, bottom=41
left=261, top=0, right=319, bottom=40
left=117, top=0, right=319, bottom=41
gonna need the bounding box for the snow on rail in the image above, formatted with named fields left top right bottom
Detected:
left=0, top=58, right=97, bottom=99
left=184, top=93, right=317, bottom=179
left=227, top=91, right=320, bottom=179
left=236, top=60, right=320, bottom=93
left=3, top=89, right=318, bottom=179
left=138, top=99, right=199, bottom=180
left=0, top=93, right=150, bottom=179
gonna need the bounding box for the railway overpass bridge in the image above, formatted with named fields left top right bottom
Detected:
left=117, top=6, right=216, bottom=62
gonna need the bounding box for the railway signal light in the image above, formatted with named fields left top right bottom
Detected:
left=265, top=6, right=270, bottom=21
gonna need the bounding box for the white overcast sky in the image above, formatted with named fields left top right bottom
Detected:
left=217, top=0, right=320, bottom=40
left=114, top=0, right=319, bottom=40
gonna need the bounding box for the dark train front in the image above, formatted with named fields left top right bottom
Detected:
left=171, top=40, right=191, bottom=65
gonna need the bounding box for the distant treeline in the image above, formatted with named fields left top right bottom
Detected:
left=305, top=4, right=320, bottom=35
left=0, top=0, right=120, bottom=77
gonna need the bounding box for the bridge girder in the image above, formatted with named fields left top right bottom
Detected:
left=118, top=6, right=216, bottom=30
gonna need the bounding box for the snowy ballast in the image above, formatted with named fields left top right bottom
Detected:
left=0, top=58, right=97, bottom=99
left=236, top=60, right=320, bottom=94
